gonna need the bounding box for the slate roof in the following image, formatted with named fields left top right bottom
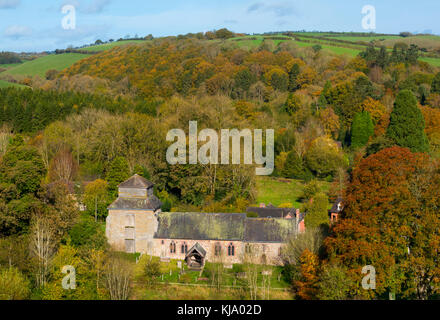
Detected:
left=244, top=218, right=297, bottom=242
left=246, top=206, right=296, bottom=218
left=155, top=212, right=297, bottom=243
left=108, top=196, right=162, bottom=211
left=187, top=242, right=207, bottom=258
left=330, top=197, right=344, bottom=213
left=118, top=174, right=154, bottom=189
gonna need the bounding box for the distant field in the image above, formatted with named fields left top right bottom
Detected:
left=0, top=62, right=23, bottom=69
left=0, top=80, right=27, bottom=89
left=2, top=53, right=88, bottom=78
left=420, top=57, right=440, bottom=67
left=254, top=176, right=330, bottom=208
left=81, top=40, right=148, bottom=52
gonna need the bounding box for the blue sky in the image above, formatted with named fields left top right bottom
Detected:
left=0, top=0, right=439, bottom=52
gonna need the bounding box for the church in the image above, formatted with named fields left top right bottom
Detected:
left=106, top=175, right=305, bottom=267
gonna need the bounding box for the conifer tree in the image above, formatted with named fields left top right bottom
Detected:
left=288, top=63, right=300, bottom=92
left=351, top=111, right=374, bottom=149
left=386, top=90, right=429, bottom=153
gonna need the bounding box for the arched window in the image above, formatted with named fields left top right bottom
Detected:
left=181, top=242, right=188, bottom=254
left=214, top=243, right=222, bottom=256
left=228, top=243, right=235, bottom=256
left=170, top=241, right=176, bottom=254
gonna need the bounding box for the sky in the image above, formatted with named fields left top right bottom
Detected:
left=0, top=0, right=439, bottom=52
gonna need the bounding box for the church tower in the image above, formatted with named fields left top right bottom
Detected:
left=106, top=174, right=162, bottom=254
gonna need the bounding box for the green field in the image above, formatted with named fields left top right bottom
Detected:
left=0, top=80, right=28, bottom=89
left=254, top=176, right=330, bottom=208
left=82, top=40, right=148, bottom=52
left=1, top=53, right=89, bottom=78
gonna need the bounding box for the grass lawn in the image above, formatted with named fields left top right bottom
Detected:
left=254, top=176, right=330, bottom=208
left=2, top=53, right=89, bottom=78
left=133, top=255, right=293, bottom=300
left=0, top=80, right=28, bottom=89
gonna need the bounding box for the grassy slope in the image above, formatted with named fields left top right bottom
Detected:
left=254, top=176, right=330, bottom=208
left=0, top=80, right=28, bottom=89
left=2, top=53, right=89, bottom=78
left=81, top=40, right=148, bottom=52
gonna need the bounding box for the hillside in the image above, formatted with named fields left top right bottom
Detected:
left=1, top=52, right=89, bottom=79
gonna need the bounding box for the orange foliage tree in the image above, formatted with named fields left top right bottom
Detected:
left=325, top=147, right=440, bottom=299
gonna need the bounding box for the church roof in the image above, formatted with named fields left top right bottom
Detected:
left=155, top=212, right=298, bottom=243
left=118, top=174, right=154, bottom=189
left=187, top=242, right=207, bottom=258
left=244, top=218, right=297, bottom=242
left=108, top=196, right=162, bottom=211
left=246, top=206, right=296, bottom=218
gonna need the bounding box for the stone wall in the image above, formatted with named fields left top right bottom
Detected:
left=151, top=238, right=285, bottom=266
left=106, top=209, right=159, bottom=254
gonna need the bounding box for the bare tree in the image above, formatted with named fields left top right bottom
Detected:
left=210, top=243, right=225, bottom=292
left=0, top=124, right=12, bottom=157
left=281, top=228, right=325, bottom=266
left=243, top=244, right=260, bottom=300
left=49, top=148, right=78, bottom=182
left=104, top=255, right=133, bottom=300
left=29, top=216, right=57, bottom=288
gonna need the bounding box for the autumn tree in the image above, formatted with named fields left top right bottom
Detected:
left=295, top=249, right=319, bottom=300
left=326, top=147, right=440, bottom=299
left=386, top=90, right=429, bottom=153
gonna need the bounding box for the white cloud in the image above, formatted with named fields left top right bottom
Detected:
left=3, top=25, right=32, bottom=38
left=247, top=2, right=297, bottom=17
left=0, top=0, right=20, bottom=9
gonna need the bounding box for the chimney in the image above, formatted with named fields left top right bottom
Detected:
left=296, top=209, right=305, bottom=233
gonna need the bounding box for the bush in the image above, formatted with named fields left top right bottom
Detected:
left=68, top=215, right=107, bottom=250
left=0, top=267, right=30, bottom=300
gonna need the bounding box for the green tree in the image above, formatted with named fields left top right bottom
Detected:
left=0, top=267, right=30, bottom=300
left=106, top=157, right=130, bottom=198
left=304, top=192, right=329, bottom=229
left=317, top=263, right=352, bottom=300
left=431, top=72, right=440, bottom=94
left=386, top=90, right=429, bottom=153
left=283, top=151, right=304, bottom=179
left=83, top=179, right=109, bottom=221
left=288, top=63, right=300, bottom=92
left=305, top=137, right=347, bottom=178
left=283, top=93, right=301, bottom=115
left=351, top=111, right=374, bottom=149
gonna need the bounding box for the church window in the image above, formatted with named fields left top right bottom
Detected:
left=214, top=243, right=222, bottom=256
left=228, top=243, right=235, bottom=256
left=181, top=242, right=188, bottom=254
left=170, top=241, right=176, bottom=254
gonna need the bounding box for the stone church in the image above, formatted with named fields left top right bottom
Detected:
left=106, top=175, right=304, bottom=267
